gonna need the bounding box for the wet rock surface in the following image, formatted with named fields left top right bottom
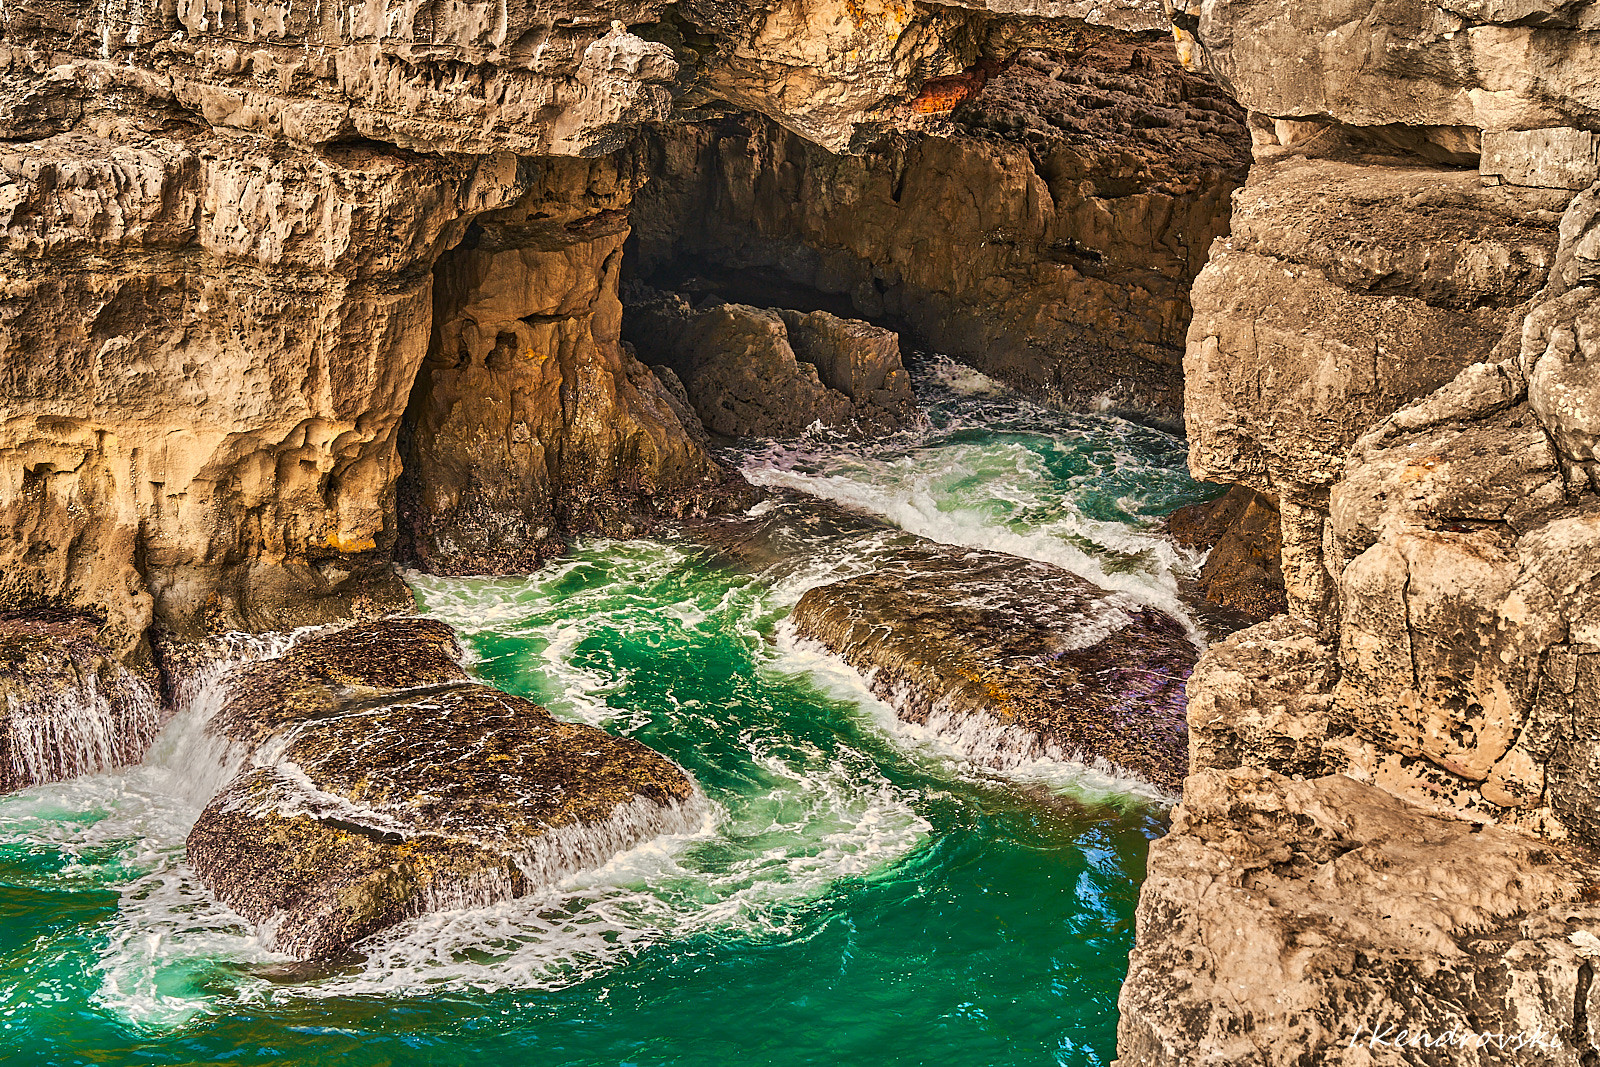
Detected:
left=0, top=613, right=161, bottom=793
left=623, top=290, right=915, bottom=438
left=790, top=545, right=1198, bottom=791
left=187, top=618, right=699, bottom=960
left=1165, top=484, right=1286, bottom=621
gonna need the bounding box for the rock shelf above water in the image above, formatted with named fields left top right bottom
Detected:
left=789, top=545, right=1198, bottom=792
left=186, top=618, right=700, bottom=961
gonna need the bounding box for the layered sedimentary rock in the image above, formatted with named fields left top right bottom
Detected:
left=791, top=544, right=1198, bottom=790
left=1183, top=155, right=1568, bottom=616
left=187, top=618, right=700, bottom=959
left=0, top=9, right=728, bottom=660
left=623, top=289, right=915, bottom=437
left=1119, top=0, right=1600, bottom=1060
left=633, top=33, right=1250, bottom=413
left=0, top=0, right=1227, bottom=680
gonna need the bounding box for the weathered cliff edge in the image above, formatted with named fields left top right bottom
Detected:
left=1117, top=0, right=1600, bottom=1060
left=0, top=0, right=1242, bottom=686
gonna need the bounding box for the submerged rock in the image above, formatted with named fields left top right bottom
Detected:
left=790, top=546, right=1197, bottom=791
left=0, top=613, right=161, bottom=793
left=187, top=618, right=699, bottom=960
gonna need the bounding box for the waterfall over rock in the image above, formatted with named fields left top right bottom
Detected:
left=0, top=615, right=161, bottom=792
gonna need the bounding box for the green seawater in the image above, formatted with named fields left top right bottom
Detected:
left=0, top=359, right=1217, bottom=1066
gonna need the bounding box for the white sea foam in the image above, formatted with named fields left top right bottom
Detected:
left=5, top=354, right=1199, bottom=1028
left=4, top=661, right=161, bottom=789
left=732, top=357, right=1211, bottom=639
left=772, top=621, right=1175, bottom=807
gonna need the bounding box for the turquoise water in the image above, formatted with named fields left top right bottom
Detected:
left=0, top=359, right=1215, bottom=1066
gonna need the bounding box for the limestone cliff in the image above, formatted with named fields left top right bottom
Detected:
left=632, top=32, right=1249, bottom=414
left=1118, top=0, right=1600, bottom=1061
left=0, top=6, right=705, bottom=664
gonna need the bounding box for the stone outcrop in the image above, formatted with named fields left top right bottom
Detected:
left=1183, top=155, right=1569, bottom=618
left=791, top=544, right=1198, bottom=790
left=0, top=612, right=160, bottom=792
left=632, top=32, right=1250, bottom=414
left=187, top=618, right=700, bottom=959
left=0, top=48, right=737, bottom=659
left=397, top=158, right=747, bottom=575
left=623, top=290, right=915, bottom=438
left=1118, top=0, right=1600, bottom=1059
left=1120, top=767, right=1600, bottom=1067
left=1165, top=484, right=1285, bottom=620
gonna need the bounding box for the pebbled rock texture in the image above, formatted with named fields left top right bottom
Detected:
left=790, top=544, right=1198, bottom=791
left=1119, top=767, right=1600, bottom=1067
left=0, top=612, right=161, bottom=792
left=187, top=617, right=700, bottom=960
left=1165, top=483, right=1286, bottom=621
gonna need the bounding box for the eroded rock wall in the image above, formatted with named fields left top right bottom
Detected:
left=1119, top=0, right=1600, bottom=1061
left=632, top=31, right=1250, bottom=415
left=0, top=3, right=709, bottom=662
left=398, top=155, right=742, bottom=574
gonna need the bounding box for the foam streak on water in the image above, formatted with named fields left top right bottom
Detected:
left=737, top=355, right=1210, bottom=620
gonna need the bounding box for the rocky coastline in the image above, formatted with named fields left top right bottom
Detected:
left=0, top=0, right=1595, bottom=1057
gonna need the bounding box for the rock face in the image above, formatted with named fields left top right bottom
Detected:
left=790, top=545, right=1198, bottom=790
left=187, top=618, right=699, bottom=959
left=1165, top=484, right=1285, bottom=621
left=397, top=158, right=747, bottom=575
left=632, top=33, right=1250, bottom=414
left=0, top=20, right=734, bottom=658
left=624, top=290, right=915, bottom=438
left=0, top=613, right=160, bottom=792
left=1118, top=0, right=1600, bottom=1060
left=1121, top=767, right=1600, bottom=1067
left=0, top=0, right=1214, bottom=666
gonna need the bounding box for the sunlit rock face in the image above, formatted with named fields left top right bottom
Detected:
left=396, top=156, right=748, bottom=576
left=0, top=0, right=1218, bottom=665
left=0, top=6, right=699, bottom=659
left=1118, top=0, right=1600, bottom=1059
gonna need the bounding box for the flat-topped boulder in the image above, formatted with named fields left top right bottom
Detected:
left=187, top=618, right=699, bottom=960
left=790, top=546, right=1198, bottom=791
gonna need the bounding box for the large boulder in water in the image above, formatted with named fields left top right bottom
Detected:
left=623, top=290, right=914, bottom=438
left=790, top=547, right=1198, bottom=791
left=0, top=613, right=160, bottom=792
left=187, top=618, right=700, bottom=960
